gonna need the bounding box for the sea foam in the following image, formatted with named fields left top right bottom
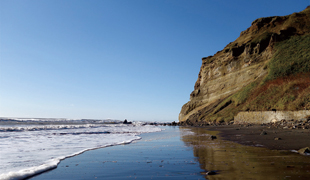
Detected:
left=0, top=119, right=161, bottom=180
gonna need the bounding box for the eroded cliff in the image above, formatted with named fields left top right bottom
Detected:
left=179, top=6, right=310, bottom=124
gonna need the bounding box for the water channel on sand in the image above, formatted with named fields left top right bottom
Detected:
left=180, top=127, right=310, bottom=179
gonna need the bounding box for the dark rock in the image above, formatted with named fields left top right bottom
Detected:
left=207, top=171, right=217, bottom=175
left=260, top=131, right=267, bottom=135
left=123, top=119, right=132, bottom=124
left=210, top=135, right=217, bottom=140
left=200, top=170, right=217, bottom=175
left=171, top=121, right=177, bottom=126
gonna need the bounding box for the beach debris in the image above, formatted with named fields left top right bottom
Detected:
left=210, top=135, right=217, bottom=140
left=200, top=170, right=217, bottom=175
left=260, top=131, right=267, bottom=135
left=274, top=137, right=281, bottom=140
left=298, top=147, right=310, bottom=155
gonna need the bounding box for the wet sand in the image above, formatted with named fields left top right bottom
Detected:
left=29, top=127, right=206, bottom=180
left=181, top=127, right=310, bottom=179
left=205, top=124, right=310, bottom=151
left=29, top=126, right=310, bottom=180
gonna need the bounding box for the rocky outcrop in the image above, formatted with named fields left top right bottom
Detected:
left=179, top=7, right=310, bottom=123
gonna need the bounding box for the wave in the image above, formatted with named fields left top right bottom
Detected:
left=0, top=122, right=162, bottom=180
left=0, top=118, right=120, bottom=123
left=0, top=138, right=140, bottom=180
left=0, top=124, right=108, bottom=132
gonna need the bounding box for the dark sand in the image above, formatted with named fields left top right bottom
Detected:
left=181, top=126, right=310, bottom=179
left=29, top=126, right=310, bottom=180
left=205, top=124, right=310, bottom=151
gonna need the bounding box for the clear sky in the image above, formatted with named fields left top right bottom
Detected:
left=0, top=0, right=309, bottom=121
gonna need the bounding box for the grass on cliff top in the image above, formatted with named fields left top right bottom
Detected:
left=265, top=34, right=310, bottom=82
left=200, top=34, right=310, bottom=123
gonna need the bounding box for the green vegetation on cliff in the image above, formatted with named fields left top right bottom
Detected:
left=191, top=34, right=310, bottom=124
left=211, top=34, right=310, bottom=122
left=266, top=34, right=310, bottom=81
left=180, top=7, right=310, bottom=124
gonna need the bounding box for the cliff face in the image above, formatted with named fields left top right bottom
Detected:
left=179, top=7, right=310, bottom=124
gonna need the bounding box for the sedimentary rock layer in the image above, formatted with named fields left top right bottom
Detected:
left=179, top=6, right=310, bottom=123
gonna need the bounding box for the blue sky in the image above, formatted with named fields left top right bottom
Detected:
left=0, top=0, right=309, bottom=121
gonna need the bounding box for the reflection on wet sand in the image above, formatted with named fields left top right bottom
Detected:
left=180, top=127, right=310, bottom=180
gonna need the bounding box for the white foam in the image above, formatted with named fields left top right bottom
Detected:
left=180, top=128, right=196, bottom=136
left=0, top=159, right=60, bottom=180
left=0, top=124, right=110, bottom=132
left=0, top=122, right=161, bottom=180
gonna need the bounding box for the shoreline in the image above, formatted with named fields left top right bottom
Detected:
left=28, top=127, right=206, bottom=180
left=28, top=126, right=310, bottom=179
left=148, top=121, right=310, bottom=152
left=188, top=124, right=310, bottom=152
left=176, top=117, right=310, bottom=152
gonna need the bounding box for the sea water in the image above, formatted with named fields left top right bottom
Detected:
left=0, top=118, right=162, bottom=180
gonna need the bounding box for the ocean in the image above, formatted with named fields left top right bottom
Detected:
left=0, top=118, right=162, bottom=180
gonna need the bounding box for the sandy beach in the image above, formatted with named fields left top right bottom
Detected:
left=205, top=124, right=310, bottom=151
left=28, top=126, right=310, bottom=180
